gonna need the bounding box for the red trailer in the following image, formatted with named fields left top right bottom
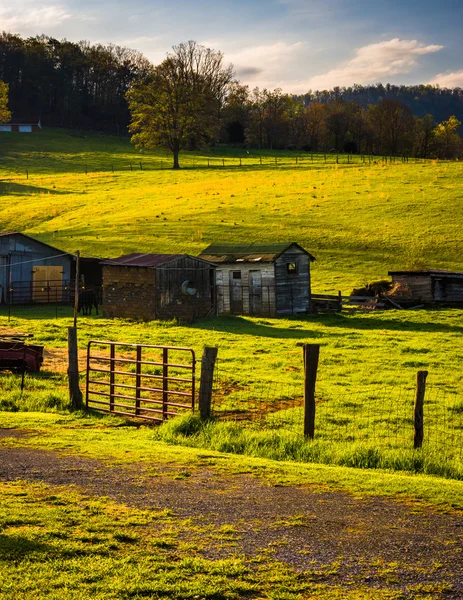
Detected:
left=0, top=335, right=44, bottom=374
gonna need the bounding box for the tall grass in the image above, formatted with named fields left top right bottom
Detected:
left=155, top=413, right=463, bottom=480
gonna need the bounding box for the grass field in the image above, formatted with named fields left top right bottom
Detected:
left=1, top=128, right=463, bottom=291
left=0, top=128, right=462, bottom=479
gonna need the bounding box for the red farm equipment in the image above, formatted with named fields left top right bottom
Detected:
left=0, top=335, right=44, bottom=377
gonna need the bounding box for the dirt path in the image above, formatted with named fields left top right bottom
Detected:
left=1, top=440, right=462, bottom=597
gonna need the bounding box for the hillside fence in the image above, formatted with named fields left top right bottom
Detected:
left=12, top=152, right=448, bottom=179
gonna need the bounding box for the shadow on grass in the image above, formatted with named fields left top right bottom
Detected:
left=0, top=182, right=70, bottom=196
left=0, top=534, right=53, bottom=558
left=193, top=312, right=463, bottom=337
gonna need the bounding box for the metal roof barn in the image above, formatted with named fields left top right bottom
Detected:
left=199, top=242, right=315, bottom=317
left=0, top=232, right=74, bottom=304
left=102, top=253, right=217, bottom=322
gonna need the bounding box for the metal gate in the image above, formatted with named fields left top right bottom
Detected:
left=86, top=340, right=196, bottom=422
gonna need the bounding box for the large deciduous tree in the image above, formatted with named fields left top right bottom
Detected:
left=127, top=41, right=234, bottom=169
left=0, top=81, right=11, bottom=124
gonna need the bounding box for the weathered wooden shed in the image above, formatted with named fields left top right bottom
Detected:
left=0, top=232, right=74, bottom=304
left=199, top=243, right=315, bottom=317
left=102, top=253, right=216, bottom=321
left=388, top=270, right=463, bottom=306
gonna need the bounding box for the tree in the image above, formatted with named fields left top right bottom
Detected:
left=433, top=115, right=462, bottom=159
left=0, top=81, right=11, bottom=124
left=413, top=114, right=435, bottom=158
left=368, top=99, right=414, bottom=155
left=127, top=41, right=233, bottom=169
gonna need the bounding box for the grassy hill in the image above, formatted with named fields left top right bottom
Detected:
left=1, top=128, right=463, bottom=292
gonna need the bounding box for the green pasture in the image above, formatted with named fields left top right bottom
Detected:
left=0, top=128, right=462, bottom=291
left=1, top=128, right=463, bottom=480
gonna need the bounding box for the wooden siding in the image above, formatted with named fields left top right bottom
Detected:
left=102, top=257, right=215, bottom=321
left=215, top=264, right=276, bottom=316
left=391, top=274, right=433, bottom=304
left=432, top=277, right=463, bottom=303
left=155, top=256, right=215, bottom=321
left=274, top=247, right=311, bottom=314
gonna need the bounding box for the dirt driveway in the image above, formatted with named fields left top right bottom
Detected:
left=1, top=437, right=462, bottom=598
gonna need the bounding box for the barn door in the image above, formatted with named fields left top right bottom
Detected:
left=249, top=270, right=262, bottom=315
left=229, top=271, right=243, bottom=314
left=32, top=266, right=63, bottom=302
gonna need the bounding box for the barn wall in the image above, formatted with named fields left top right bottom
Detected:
left=391, top=275, right=433, bottom=304
left=432, top=277, right=463, bottom=303
left=274, top=247, right=311, bottom=314
left=102, top=265, right=157, bottom=320
left=102, top=258, right=215, bottom=322
left=155, top=257, right=215, bottom=321
left=215, top=264, right=276, bottom=316
left=0, top=234, right=73, bottom=303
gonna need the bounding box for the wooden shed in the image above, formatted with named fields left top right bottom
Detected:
left=388, top=270, right=463, bottom=306
left=102, top=253, right=216, bottom=321
left=199, top=243, right=315, bottom=317
left=0, top=232, right=74, bottom=304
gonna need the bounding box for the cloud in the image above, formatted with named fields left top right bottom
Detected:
left=227, top=41, right=306, bottom=88
left=428, top=70, right=463, bottom=88
left=306, top=38, right=443, bottom=90
left=0, top=1, right=72, bottom=30
left=235, top=66, right=264, bottom=77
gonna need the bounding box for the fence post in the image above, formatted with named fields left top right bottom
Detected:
left=303, top=344, right=320, bottom=439
left=414, top=370, right=428, bottom=449
left=67, top=327, right=82, bottom=410
left=198, top=346, right=218, bottom=420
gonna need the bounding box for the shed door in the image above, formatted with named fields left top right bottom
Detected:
left=229, top=271, right=243, bottom=314
left=32, top=266, right=63, bottom=302
left=249, top=270, right=262, bottom=315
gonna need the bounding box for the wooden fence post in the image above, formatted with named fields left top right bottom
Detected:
left=303, top=344, right=320, bottom=439
left=68, top=326, right=82, bottom=410
left=198, top=346, right=218, bottom=420
left=414, top=370, right=428, bottom=449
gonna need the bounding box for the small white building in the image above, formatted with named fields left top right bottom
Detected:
left=0, top=119, right=41, bottom=133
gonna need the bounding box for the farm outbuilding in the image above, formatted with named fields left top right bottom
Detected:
left=102, top=253, right=216, bottom=321
left=199, top=243, right=315, bottom=317
left=0, top=118, right=41, bottom=133
left=388, top=270, right=463, bottom=306
left=0, top=232, right=74, bottom=304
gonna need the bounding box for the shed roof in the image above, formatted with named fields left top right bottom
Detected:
left=0, top=231, right=74, bottom=257
left=102, top=253, right=215, bottom=268
left=199, top=242, right=315, bottom=264
left=389, top=270, right=463, bottom=280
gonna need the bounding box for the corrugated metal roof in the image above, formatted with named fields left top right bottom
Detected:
left=199, top=242, right=315, bottom=264
left=389, top=270, right=463, bottom=279
left=102, top=253, right=215, bottom=268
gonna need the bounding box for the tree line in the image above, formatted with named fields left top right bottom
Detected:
left=0, top=34, right=462, bottom=165
left=0, top=32, right=150, bottom=133
left=221, top=85, right=462, bottom=158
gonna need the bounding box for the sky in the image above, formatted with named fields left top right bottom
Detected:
left=1, top=0, right=463, bottom=92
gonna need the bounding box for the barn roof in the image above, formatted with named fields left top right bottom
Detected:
left=199, top=242, right=315, bottom=264
left=102, top=253, right=215, bottom=268
left=389, top=270, right=463, bottom=279
left=0, top=231, right=74, bottom=257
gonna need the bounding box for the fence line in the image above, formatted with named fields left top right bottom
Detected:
left=212, top=360, right=463, bottom=466
left=7, top=152, right=453, bottom=179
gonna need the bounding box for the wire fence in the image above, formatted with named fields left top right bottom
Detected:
left=6, top=152, right=450, bottom=179
left=212, top=362, right=463, bottom=467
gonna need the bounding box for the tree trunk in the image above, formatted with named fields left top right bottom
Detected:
left=173, top=148, right=180, bottom=169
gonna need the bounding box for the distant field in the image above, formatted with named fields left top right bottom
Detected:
left=1, top=128, right=463, bottom=292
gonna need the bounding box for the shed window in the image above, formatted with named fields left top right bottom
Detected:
left=287, top=262, right=298, bottom=274
left=232, top=271, right=242, bottom=280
